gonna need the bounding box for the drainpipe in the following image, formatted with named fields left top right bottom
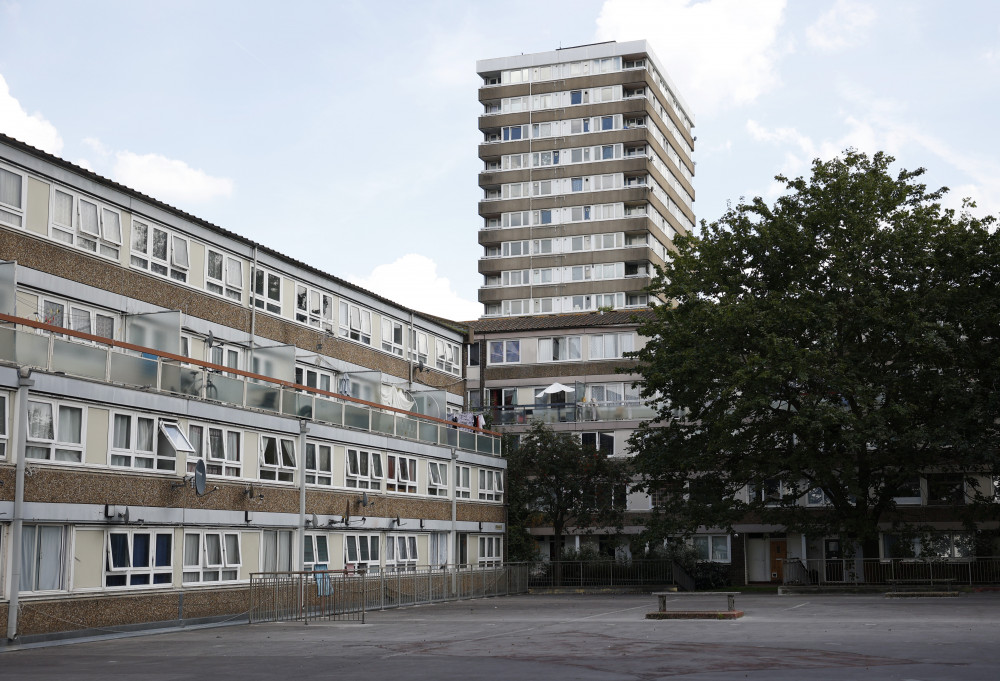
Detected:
left=297, top=419, right=309, bottom=571
left=7, top=368, right=33, bottom=641
left=450, top=447, right=458, bottom=593
left=248, top=246, right=258, bottom=372
left=408, top=311, right=415, bottom=390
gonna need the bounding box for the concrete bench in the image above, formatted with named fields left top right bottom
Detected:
left=653, top=591, right=739, bottom=612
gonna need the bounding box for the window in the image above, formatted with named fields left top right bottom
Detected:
left=478, top=469, right=503, bottom=502
left=382, top=319, right=405, bottom=356
left=38, top=296, right=116, bottom=340
left=49, top=187, right=122, bottom=260
left=749, top=478, right=784, bottom=505
left=306, top=441, right=333, bottom=486
left=111, top=414, right=189, bottom=471
left=183, top=532, right=241, bottom=583
left=303, top=534, right=330, bottom=570
left=892, top=477, right=922, bottom=505
left=409, top=330, right=429, bottom=365
left=435, top=339, right=461, bottom=375
left=488, top=340, right=520, bottom=364
left=295, top=284, right=335, bottom=331
left=0, top=164, right=25, bottom=228
left=26, top=399, right=84, bottom=463
left=467, top=341, right=481, bottom=367
left=295, top=364, right=335, bottom=393
left=590, top=333, right=634, bottom=359
left=260, top=435, right=296, bottom=482
left=882, top=531, right=974, bottom=559
left=340, top=302, right=372, bottom=344
left=187, top=423, right=242, bottom=477
left=428, top=461, right=449, bottom=497
left=806, top=488, right=829, bottom=506
left=262, top=530, right=293, bottom=572
left=106, top=530, right=173, bottom=587
left=345, top=534, right=380, bottom=573
left=206, top=249, right=244, bottom=301
left=456, top=465, right=471, bottom=499
left=210, top=343, right=242, bottom=377
left=537, top=336, right=582, bottom=362
left=346, top=448, right=383, bottom=490
left=252, top=266, right=282, bottom=314
left=0, top=393, right=6, bottom=458
left=926, top=474, right=966, bottom=505
left=580, top=432, right=614, bottom=456
left=429, top=532, right=449, bottom=568
left=20, top=525, right=67, bottom=591
left=386, top=454, right=417, bottom=494
left=130, top=218, right=186, bottom=281
left=692, top=535, right=730, bottom=562
left=479, top=536, right=502, bottom=567
left=386, top=535, right=418, bottom=572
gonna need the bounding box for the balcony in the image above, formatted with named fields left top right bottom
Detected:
left=0, top=313, right=502, bottom=457
left=480, top=400, right=656, bottom=426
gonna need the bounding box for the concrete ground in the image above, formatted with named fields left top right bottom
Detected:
left=3, top=592, right=999, bottom=680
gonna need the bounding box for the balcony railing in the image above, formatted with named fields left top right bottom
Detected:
left=482, top=401, right=656, bottom=426
left=0, top=313, right=502, bottom=457
left=782, top=557, right=1000, bottom=586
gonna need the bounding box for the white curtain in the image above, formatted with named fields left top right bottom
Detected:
left=262, top=531, right=277, bottom=572
left=58, top=406, right=82, bottom=444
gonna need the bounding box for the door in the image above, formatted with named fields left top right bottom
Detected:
left=770, top=540, right=787, bottom=583
left=824, top=538, right=844, bottom=582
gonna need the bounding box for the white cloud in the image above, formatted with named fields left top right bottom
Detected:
left=595, top=0, right=788, bottom=116
left=0, top=73, right=63, bottom=154
left=349, top=254, right=481, bottom=321
left=82, top=136, right=111, bottom=158
left=112, top=151, right=234, bottom=203
left=806, top=0, right=877, bottom=52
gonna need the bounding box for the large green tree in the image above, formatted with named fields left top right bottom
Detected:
left=630, top=150, right=1000, bottom=554
left=507, top=421, right=631, bottom=558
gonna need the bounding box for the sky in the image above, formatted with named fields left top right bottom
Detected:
left=1, top=0, right=998, bottom=321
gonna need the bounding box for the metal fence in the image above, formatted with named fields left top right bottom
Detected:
left=250, top=564, right=530, bottom=624
left=527, top=560, right=677, bottom=589
left=783, top=557, right=1000, bottom=587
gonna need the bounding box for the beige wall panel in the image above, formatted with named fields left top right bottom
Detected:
left=244, top=432, right=259, bottom=479
left=86, top=407, right=109, bottom=465
left=417, top=534, right=429, bottom=567
left=188, top=241, right=206, bottom=288
left=73, top=528, right=105, bottom=589
left=17, top=290, right=38, bottom=317
left=25, top=177, right=49, bottom=236
left=240, top=530, right=260, bottom=579
left=329, top=532, right=345, bottom=570
left=333, top=445, right=345, bottom=487
left=281, top=275, right=293, bottom=317
left=118, top=211, right=132, bottom=267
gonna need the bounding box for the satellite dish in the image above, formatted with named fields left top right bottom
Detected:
left=361, top=492, right=369, bottom=507
left=206, top=330, right=215, bottom=349
left=310, top=513, right=320, bottom=527
left=194, top=459, right=207, bottom=496
left=121, top=507, right=130, bottom=523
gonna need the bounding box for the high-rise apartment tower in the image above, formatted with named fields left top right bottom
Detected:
left=476, top=40, right=695, bottom=318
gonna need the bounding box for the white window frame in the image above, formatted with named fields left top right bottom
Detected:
left=409, top=330, right=429, bottom=364
left=488, top=340, right=521, bottom=365
left=344, top=534, right=381, bottom=573
left=381, top=318, right=405, bottom=357
left=295, top=364, right=335, bottom=394
left=428, top=461, right=449, bottom=497
left=306, top=441, right=333, bottom=486
left=105, top=529, right=173, bottom=587
left=261, top=530, right=293, bottom=573
left=346, top=447, right=383, bottom=490
left=479, top=536, right=502, bottom=567
left=385, top=534, right=418, bottom=572
left=187, top=422, right=243, bottom=478
left=435, top=338, right=461, bottom=375
left=252, top=265, right=283, bottom=315
left=26, top=398, right=85, bottom=463
left=386, top=454, right=417, bottom=494
left=692, top=535, right=731, bottom=563
left=295, top=283, right=335, bottom=332
left=340, top=301, right=372, bottom=345
left=129, top=217, right=188, bottom=282
left=0, top=393, right=7, bottom=459
left=303, top=533, right=331, bottom=569
left=478, top=469, right=504, bottom=502
left=37, top=295, right=117, bottom=341
left=0, top=162, right=26, bottom=229
left=589, top=332, right=634, bottom=359
left=110, top=413, right=183, bottom=472
left=49, top=186, right=122, bottom=261
left=259, top=434, right=297, bottom=482
left=205, top=247, right=244, bottom=302
left=183, top=531, right=241, bottom=583
left=537, top=336, right=582, bottom=363
left=19, top=524, right=68, bottom=591
left=456, top=465, right=471, bottom=499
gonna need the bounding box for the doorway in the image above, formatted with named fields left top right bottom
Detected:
left=769, top=539, right=787, bottom=583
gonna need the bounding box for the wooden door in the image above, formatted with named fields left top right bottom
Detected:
left=770, top=539, right=787, bottom=583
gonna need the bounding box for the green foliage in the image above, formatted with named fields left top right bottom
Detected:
left=630, top=150, right=1000, bottom=549
left=506, top=421, right=632, bottom=555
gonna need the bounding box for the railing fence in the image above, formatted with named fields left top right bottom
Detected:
left=781, top=557, right=1000, bottom=586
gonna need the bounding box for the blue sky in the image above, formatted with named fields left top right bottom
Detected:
left=1, top=0, right=998, bottom=320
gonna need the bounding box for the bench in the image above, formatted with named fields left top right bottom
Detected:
left=886, top=578, right=956, bottom=593
left=653, top=591, right=739, bottom=612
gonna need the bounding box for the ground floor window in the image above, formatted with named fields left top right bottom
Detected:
left=692, top=535, right=730, bottom=562
left=345, top=534, right=380, bottom=573
left=106, top=530, right=172, bottom=586
left=262, top=530, right=293, bottom=572
left=386, top=534, right=418, bottom=571
left=479, top=536, right=502, bottom=567
left=304, top=534, right=330, bottom=569
left=183, top=531, right=241, bottom=583
left=21, top=524, right=67, bottom=591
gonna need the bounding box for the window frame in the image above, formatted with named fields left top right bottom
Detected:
left=428, top=461, right=449, bottom=497
left=456, top=465, right=471, bottom=499
left=487, top=340, right=520, bottom=365
left=478, top=469, right=504, bottom=502
left=344, top=534, right=381, bottom=573
left=303, top=533, right=331, bottom=570
left=182, top=531, right=242, bottom=583
left=105, top=529, right=174, bottom=587
left=381, top=318, right=405, bottom=357
left=19, top=524, right=69, bottom=592
left=25, top=398, right=85, bottom=464
left=252, top=265, right=283, bottom=315
left=295, top=282, right=335, bottom=332
left=129, top=216, right=188, bottom=282
left=305, top=440, right=333, bottom=486
left=385, top=534, right=419, bottom=572
left=345, top=447, right=384, bottom=490
left=386, top=454, right=417, bottom=494
left=187, top=422, right=243, bottom=478
left=339, top=301, right=373, bottom=345
left=109, top=412, right=182, bottom=472
left=0, top=162, right=26, bottom=229
left=259, top=434, right=297, bottom=482
left=205, top=247, right=245, bottom=302
left=49, top=185, right=122, bottom=261
left=692, top=534, right=731, bottom=563
left=478, top=536, right=502, bottom=567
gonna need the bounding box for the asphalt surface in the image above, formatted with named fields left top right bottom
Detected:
left=3, top=592, right=998, bottom=680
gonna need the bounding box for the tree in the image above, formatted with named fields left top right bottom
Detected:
left=507, top=421, right=631, bottom=559
left=630, top=150, right=1000, bottom=556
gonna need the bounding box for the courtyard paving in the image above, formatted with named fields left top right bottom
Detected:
left=3, top=592, right=998, bottom=680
